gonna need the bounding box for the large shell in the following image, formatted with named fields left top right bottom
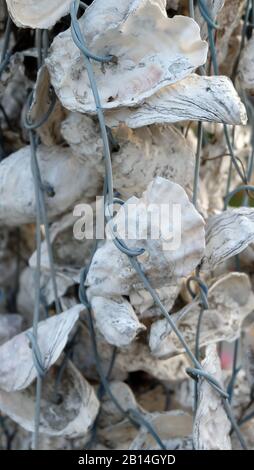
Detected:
left=0, top=360, right=99, bottom=438
left=0, top=305, right=82, bottom=392
left=47, top=1, right=207, bottom=112
left=0, top=145, right=101, bottom=226
left=201, top=208, right=254, bottom=271
left=105, top=74, right=247, bottom=128
left=86, top=176, right=205, bottom=296
left=6, top=0, right=73, bottom=29
left=193, top=345, right=231, bottom=450
left=149, top=273, right=254, bottom=358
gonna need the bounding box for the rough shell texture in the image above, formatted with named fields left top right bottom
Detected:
left=0, top=145, right=101, bottom=226
left=90, top=296, right=146, bottom=347
left=0, top=305, right=82, bottom=392
left=149, top=273, right=254, bottom=358
left=86, top=177, right=205, bottom=296
left=105, top=74, right=247, bottom=128
left=238, top=37, right=254, bottom=93
left=193, top=345, right=231, bottom=450
left=0, top=314, right=23, bottom=346
left=201, top=208, right=254, bottom=271
left=6, top=0, right=73, bottom=29
left=0, top=361, right=99, bottom=437
left=129, top=282, right=181, bottom=318
left=47, top=2, right=207, bottom=112
left=61, top=115, right=196, bottom=197
left=241, top=318, right=254, bottom=390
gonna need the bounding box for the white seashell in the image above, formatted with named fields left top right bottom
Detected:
left=6, top=0, right=73, bottom=29
left=0, top=305, right=82, bottom=392
left=0, top=360, right=99, bottom=437
left=129, top=282, right=181, bottom=318
left=149, top=273, right=254, bottom=358
left=193, top=345, right=232, bottom=450
left=86, top=176, right=205, bottom=296
left=90, top=296, right=146, bottom=348
left=61, top=114, right=196, bottom=197
left=0, top=314, right=23, bottom=346
left=238, top=36, right=254, bottom=93
left=129, top=410, right=193, bottom=450
left=241, top=317, right=254, bottom=391
left=47, top=2, right=207, bottom=112
left=105, top=74, right=247, bottom=128
left=201, top=208, right=254, bottom=271
left=99, top=380, right=139, bottom=429
left=0, top=145, right=101, bottom=226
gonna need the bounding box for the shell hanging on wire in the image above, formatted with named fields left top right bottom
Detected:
left=6, top=0, right=73, bottom=29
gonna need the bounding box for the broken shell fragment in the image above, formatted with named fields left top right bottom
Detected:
left=47, top=2, right=207, bottom=112
left=106, top=74, right=247, bottom=128
left=193, top=345, right=231, bottom=450
left=0, top=305, right=83, bottom=392
left=129, top=282, right=181, bottom=318
left=0, top=360, right=99, bottom=438
left=86, top=177, right=205, bottom=297
left=149, top=273, right=254, bottom=358
left=6, top=0, right=73, bottom=29
left=90, top=296, right=146, bottom=348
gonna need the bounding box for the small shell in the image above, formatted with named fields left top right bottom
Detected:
left=0, top=145, right=101, bottom=226
left=47, top=2, right=207, bottom=112
left=0, top=360, right=99, bottom=438
left=106, top=74, right=247, bottom=128
left=86, top=177, right=205, bottom=296
left=149, top=273, right=254, bottom=358
left=0, top=305, right=82, bottom=392
left=61, top=114, right=196, bottom=197
left=201, top=208, right=254, bottom=271
left=238, top=36, right=254, bottom=93
left=241, top=317, right=254, bottom=390
left=90, top=296, right=146, bottom=347
left=129, top=282, right=181, bottom=318
left=193, top=345, right=231, bottom=450
left=6, top=0, right=73, bottom=29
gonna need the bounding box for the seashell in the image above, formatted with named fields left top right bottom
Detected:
left=193, top=345, right=232, bottom=450
left=0, top=305, right=82, bottom=392
left=238, top=36, right=254, bottom=93
left=86, top=176, right=205, bottom=297
left=129, top=282, right=181, bottom=318
left=90, top=296, right=146, bottom=348
left=129, top=410, right=193, bottom=450
left=99, top=381, right=139, bottom=429
left=6, top=0, right=73, bottom=29
left=0, top=360, right=99, bottom=438
left=105, top=74, right=247, bottom=128
left=61, top=114, right=196, bottom=197
left=0, top=145, right=101, bottom=226
left=241, top=316, right=254, bottom=391
left=47, top=1, right=207, bottom=113
left=0, top=313, right=23, bottom=346
left=201, top=208, right=254, bottom=271
left=149, top=273, right=254, bottom=358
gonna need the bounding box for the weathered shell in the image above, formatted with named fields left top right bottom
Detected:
left=0, top=305, right=82, bottom=392
left=238, top=36, right=254, bottom=93
left=86, top=177, right=205, bottom=297
left=193, top=345, right=231, bottom=450
left=0, top=313, right=23, bottom=345
left=0, top=360, right=99, bottom=438
left=241, top=316, right=254, bottom=390
left=90, top=296, right=146, bottom=347
left=47, top=1, right=207, bottom=113
left=149, top=273, right=254, bottom=358
left=61, top=114, right=195, bottom=197
left=105, top=74, right=247, bottom=128
left=6, top=0, right=73, bottom=29
left=129, top=282, right=181, bottom=318
left=0, top=145, right=101, bottom=226
left=201, top=208, right=254, bottom=271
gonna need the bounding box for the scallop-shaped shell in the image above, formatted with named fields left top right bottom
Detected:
left=0, top=305, right=82, bottom=392
left=6, top=0, right=73, bottom=29
left=47, top=1, right=207, bottom=112
left=105, top=74, right=247, bottom=128
left=0, top=361, right=99, bottom=437
left=86, top=176, right=205, bottom=297
left=149, top=273, right=254, bottom=358
left=61, top=114, right=196, bottom=197
left=238, top=36, right=254, bottom=93
left=0, top=145, right=101, bottom=226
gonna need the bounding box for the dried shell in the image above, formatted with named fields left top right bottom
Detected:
left=87, top=177, right=205, bottom=296
left=241, top=317, right=254, bottom=390
left=6, top=0, right=73, bottom=29
left=149, top=273, right=254, bottom=358
left=0, top=313, right=23, bottom=346
left=0, top=305, right=82, bottom=392
left=202, top=208, right=254, bottom=271
left=47, top=2, right=207, bottom=112
left=129, top=282, right=181, bottom=318
left=105, top=74, right=247, bottom=128
left=238, top=36, right=254, bottom=93
left=193, top=345, right=231, bottom=450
